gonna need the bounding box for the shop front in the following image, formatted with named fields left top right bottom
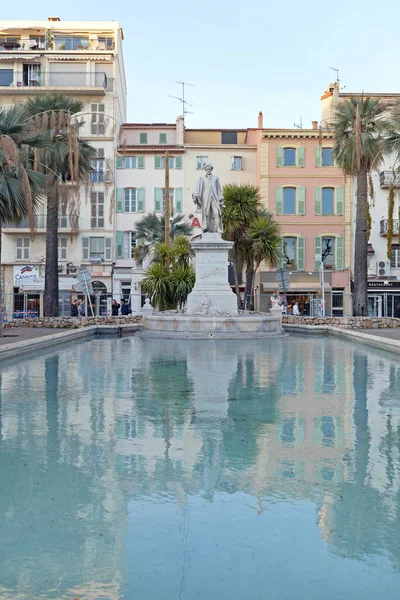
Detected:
left=368, top=281, right=400, bottom=317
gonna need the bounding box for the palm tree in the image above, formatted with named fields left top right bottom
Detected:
left=380, top=101, right=400, bottom=248
left=331, top=96, right=387, bottom=316
left=133, top=213, right=191, bottom=267
left=23, top=95, right=95, bottom=316
left=222, top=183, right=263, bottom=308
left=241, top=213, right=282, bottom=310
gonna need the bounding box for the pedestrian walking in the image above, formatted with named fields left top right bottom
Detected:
left=112, top=299, right=120, bottom=316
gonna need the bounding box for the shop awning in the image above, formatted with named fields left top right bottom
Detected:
left=262, top=282, right=332, bottom=292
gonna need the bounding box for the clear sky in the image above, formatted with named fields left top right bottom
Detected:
left=2, top=0, right=400, bottom=128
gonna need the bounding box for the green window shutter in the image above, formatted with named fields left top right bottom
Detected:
left=335, top=186, right=344, bottom=215
left=314, top=147, right=322, bottom=167
left=336, top=236, right=344, bottom=270
left=154, top=188, right=161, bottom=212
left=175, top=188, right=183, bottom=212
left=275, top=186, right=283, bottom=215
left=116, top=231, right=123, bottom=259
left=175, top=155, right=182, bottom=169
left=297, top=147, right=305, bottom=167
left=154, top=155, right=161, bottom=169
left=297, top=186, right=305, bottom=215
left=116, top=188, right=123, bottom=212
left=276, top=147, right=284, bottom=167
left=314, top=236, right=322, bottom=270
left=314, top=187, right=322, bottom=215
left=159, top=133, right=167, bottom=144
left=116, top=155, right=123, bottom=169
left=138, top=155, right=145, bottom=169
left=137, top=188, right=145, bottom=212
left=140, top=133, right=147, bottom=144
left=82, top=236, right=89, bottom=261
left=297, top=236, right=305, bottom=270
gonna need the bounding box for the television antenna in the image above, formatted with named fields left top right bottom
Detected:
left=294, top=116, right=303, bottom=129
left=168, top=81, right=195, bottom=118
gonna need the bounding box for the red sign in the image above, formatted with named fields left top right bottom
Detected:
left=191, top=217, right=201, bottom=228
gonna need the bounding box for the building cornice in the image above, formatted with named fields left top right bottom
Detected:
left=117, top=145, right=184, bottom=154
left=262, top=129, right=334, bottom=139
left=121, top=123, right=176, bottom=129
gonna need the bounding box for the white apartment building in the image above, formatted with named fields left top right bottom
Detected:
left=114, top=118, right=185, bottom=307
left=321, top=83, right=400, bottom=317
left=0, top=17, right=126, bottom=316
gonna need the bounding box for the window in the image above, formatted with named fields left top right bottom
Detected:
left=124, top=232, right=137, bottom=259
left=284, top=148, right=296, bottom=166
left=322, top=237, right=335, bottom=269
left=332, top=291, right=344, bottom=316
left=322, top=148, right=334, bottom=166
left=91, top=192, right=104, bottom=228
left=322, top=188, right=334, bottom=215
left=159, top=133, right=167, bottom=144
left=91, top=104, right=105, bottom=135
left=82, top=237, right=112, bottom=262
left=98, top=36, right=114, bottom=49
left=162, top=188, right=174, bottom=212
left=58, top=238, right=67, bottom=261
left=16, top=237, right=30, bottom=260
left=124, top=188, right=137, bottom=213
left=0, top=69, right=13, bottom=86
left=196, top=155, right=208, bottom=169
left=283, top=237, right=297, bottom=270
left=155, top=155, right=181, bottom=169
left=221, top=131, right=237, bottom=144
left=125, top=156, right=137, bottom=169
left=90, top=151, right=105, bottom=183
left=54, top=36, right=89, bottom=50
left=232, top=156, right=242, bottom=170
left=59, top=188, right=68, bottom=228
left=391, top=247, right=400, bottom=268
left=139, top=133, right=148, bottom=145
left=283, top=187, right=296, bottom=214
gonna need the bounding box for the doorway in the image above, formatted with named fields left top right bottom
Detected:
left=23, top=64, right=41, bottom=86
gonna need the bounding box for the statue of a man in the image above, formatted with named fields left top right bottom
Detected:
left=192, top=163, right=224, bottom=233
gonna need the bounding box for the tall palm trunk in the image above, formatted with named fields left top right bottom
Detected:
left=232, top=246, right=241, bottom=309
left=245, top=266, right=256, bottom=310
left=353, top=169, right=368, bottom=316
left=45, top=178, right=59, bottom=317
left=250, top=262, right=259, bottom=311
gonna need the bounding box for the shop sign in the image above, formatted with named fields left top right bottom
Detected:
left=368, top=281, right=400, bottom=289
left=191, top=217, right=201, bottom=228
left=14, top=265, right=44, bottom=289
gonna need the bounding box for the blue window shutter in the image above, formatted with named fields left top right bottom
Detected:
left=297, top=236, right=305, bottom=270
left=336, top=236, right=344, bottom=270
left=335, top=187, right=344, bottom=215
left=175, top=155, right=182, bottom=169
left=154, top=188, right=161, bottom=212
left=276, top=186, right=283, bottom=214
left=297, top=187, right=305, bottom=215
left=138, top=155, right=145, bottom=169
left=137, top=188, right=145, bottom=212
left=155, top=156, right=161, bottom=169
left=276, top=147, right=284, bottom=167
left=116, top=231, right=123, bottom=259
left=297, top=147, right=305, bottom=167
left=314, top=187, right=322, bottom=215
left=315, top=147, right=322, bottom=167
left=175, top=188, right=183, bottom=212
left=116, top=188, right=123, bottom=212
left=116, top=155, right=123, bottom=169
left=314, top=236, right=322, bottom=270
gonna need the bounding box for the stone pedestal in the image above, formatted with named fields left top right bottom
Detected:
left=186, top=233, right=238, bottom=316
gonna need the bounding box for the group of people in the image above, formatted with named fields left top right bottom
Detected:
left=281, top=301, right=301, bottom=315
left=71, top=299, right=85, bottom=317
left=112, top=299, right=131, bottom=316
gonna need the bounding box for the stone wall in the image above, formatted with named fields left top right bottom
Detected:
left=283, top=316, right=400, bottom=329
left=3, top=315, right=142, bottom=329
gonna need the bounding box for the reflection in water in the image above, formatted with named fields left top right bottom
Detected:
left=0, top=336, right=399, bottom=599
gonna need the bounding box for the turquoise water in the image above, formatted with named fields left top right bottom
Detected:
left=0, top=335, right=400, bottom=599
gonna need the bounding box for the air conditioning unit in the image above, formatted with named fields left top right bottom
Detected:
left=67, top=264, right=78, bottom=274
left=58, top=264, right=64, bottom=273
left=376, top=260, right=391, bottom=277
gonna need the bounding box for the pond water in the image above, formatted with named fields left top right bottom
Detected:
left=0, top=335, right=400, bottom=599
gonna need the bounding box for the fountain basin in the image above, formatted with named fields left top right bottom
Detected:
left=140, top=312, right=286, bottom=339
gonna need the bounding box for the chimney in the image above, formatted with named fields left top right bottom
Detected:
left=311, top=121, right=318, bottom=130
left=258, top=111, right=263, bottom=129
left=48, top=16, right=61, bottom=21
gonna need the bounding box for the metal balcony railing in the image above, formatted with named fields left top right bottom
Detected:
left=380, top=219, right=400, bottom=235
left=380, top=171, right=400, bottom=188
left=3, top=215, right=77, bottom=229
left=0, top=72, right=107, bottom=89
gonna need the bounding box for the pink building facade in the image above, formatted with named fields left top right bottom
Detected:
left=254, top=122, right=351, bottom=315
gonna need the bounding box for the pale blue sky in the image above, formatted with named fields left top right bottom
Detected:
left=3, top=0, right=400, bottom=128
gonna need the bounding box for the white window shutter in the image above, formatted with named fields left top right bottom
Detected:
left=82, top=236, right=90, bottom=261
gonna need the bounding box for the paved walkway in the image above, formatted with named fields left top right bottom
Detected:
left=0, top=327, right=63, bottom=346
left=359, top=328, right=400, bottom=340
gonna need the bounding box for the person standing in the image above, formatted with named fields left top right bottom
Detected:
left=78, top=300, right=85, bottom=317
left=71, top=299, right=78, bottom=317
left=120, top=298, right=129, bottom=315
left=112, top=299, right=120, bottom=316
left=293, top=301, right=300, bottom=316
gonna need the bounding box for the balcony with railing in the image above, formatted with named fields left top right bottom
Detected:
left=0, top=35, right=115, bottom=52
left=380, top=219, right=400, bottom=235
left=0, top=72, right=111, bottom=95
left=380, top=171, right=400, bottom=188
left=3, top=214, right=77, bottom=231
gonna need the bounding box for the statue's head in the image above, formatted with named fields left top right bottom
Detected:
left=204, top=163, right=213, bottom=176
